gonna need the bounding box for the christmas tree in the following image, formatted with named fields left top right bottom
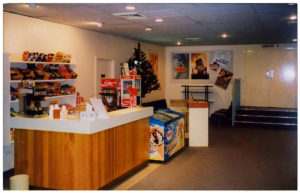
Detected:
left=128, top=42, right=160, bottom=98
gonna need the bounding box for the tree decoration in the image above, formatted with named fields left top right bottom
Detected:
left=128, top=42, right=160, bottom=98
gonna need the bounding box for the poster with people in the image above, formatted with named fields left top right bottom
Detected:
left=210, top=50, right=233, bottom=71
left=215, top=69, right=233, bottom=89
left=191, top=53, right=209, bottom=79
left=172, top=53, right=189, bottom=79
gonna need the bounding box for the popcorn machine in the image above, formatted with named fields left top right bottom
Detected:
left=99, top=79, right=121, bottom=111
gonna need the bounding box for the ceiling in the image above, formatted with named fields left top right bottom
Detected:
left=3, top=3, right=298, bottom=46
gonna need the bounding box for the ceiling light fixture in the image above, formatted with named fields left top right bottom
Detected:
left=292, top=38, right=297, bottom=42
left=177, top=41, right=181, bottom=46
left=145, top=28, right=152, bottom=31
left=125, top=6, right=135, bottom=10
left=221, top=33, right=228, bottom=38
left=290, top=15, right=297, bottom=20
left=155, top=18, right=164, bottom=22
left=96, top=22, right=104, bottom=27
left=28, top=3, right=37, bottom=8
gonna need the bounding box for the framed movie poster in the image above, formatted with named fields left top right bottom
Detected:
left=210, top=50, right=233, bottom=71
left=172, top=53, right=189, bottom=79
left=150, top=50, right=158, bottom=77
left=191, top=53, right=209, bottom=79
left=215, top=68, right=233, bottom=89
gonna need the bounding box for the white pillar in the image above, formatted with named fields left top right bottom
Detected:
left=188, top=101, right=209, bottom=147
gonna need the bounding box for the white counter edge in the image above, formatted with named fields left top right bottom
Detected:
left=10, top=107, right=153, bottom=134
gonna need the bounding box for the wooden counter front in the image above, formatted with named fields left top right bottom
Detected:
left=14, top=118, right=149, bottom=190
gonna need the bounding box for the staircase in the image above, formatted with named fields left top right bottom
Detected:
left=235, top=106, right=297, bottom=129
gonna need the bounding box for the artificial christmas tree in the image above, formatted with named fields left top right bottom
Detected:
left=128, top=42, right=160, bottom=98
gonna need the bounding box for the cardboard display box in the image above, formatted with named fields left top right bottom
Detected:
left=169, top=99, right=189, bottom=136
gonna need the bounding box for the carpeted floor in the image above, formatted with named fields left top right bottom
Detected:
left=130, top=126, right=297, bottom=190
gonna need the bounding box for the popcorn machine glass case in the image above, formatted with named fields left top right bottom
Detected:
left=99, top=79, right=121, bottom=110
left=120, top=75, right=141, bottom=107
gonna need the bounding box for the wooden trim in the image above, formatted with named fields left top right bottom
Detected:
left=14, top=118, right=150, bottom=190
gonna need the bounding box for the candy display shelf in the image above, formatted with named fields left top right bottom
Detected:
left=10, top=79, right=76, bottom=83
left=10, top=60, right=76, bottom=65
left=4, top=53, right=77, bottom=146
left=10, top=94, right=76, bottom=103
left=9, top=55, right=76, bottom=65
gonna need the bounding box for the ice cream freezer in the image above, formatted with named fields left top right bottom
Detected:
left=149, top=109, right=185, bottom=161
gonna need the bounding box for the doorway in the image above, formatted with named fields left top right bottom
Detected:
left=243, top=47, right=297, bottom=108
left=94, top=57, right=115, bottom=98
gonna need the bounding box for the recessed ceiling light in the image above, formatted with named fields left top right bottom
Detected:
left=145, top=28, right=152, bottom=31
left=126, top=6, right=135, bottom=10
left=292, top=38, right=297, bottom=42
left=96, top=22, right=104, bottom=27
left=177, top=41, right=181, bottom=46
left=155, top=18, right=164, bottom=22
left=221, top=33, right=228, bottom=38
left=290, top=15, right=297, bottom=20
left=27, top=3, right=37, bottom=8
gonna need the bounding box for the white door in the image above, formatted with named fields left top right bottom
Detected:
left=243, top=48, right=297, bottom=108
left=95, top=58, right=115, bottom=98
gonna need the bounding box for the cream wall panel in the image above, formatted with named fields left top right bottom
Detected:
left=244, top=48, right=297, bottom=108
left=165, top=44, right=297, bottom=115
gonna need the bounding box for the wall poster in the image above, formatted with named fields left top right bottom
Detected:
left=191, top=53, right=209, bottom=79
left=150, top=50, right=161, bottom=90
left=215, top=68, right=233, bottom=89
left=172, top=53, right=189, bottom=79
left=149, top=50, right=158, bottom=77
left=210, top=50, right=233, bottom=71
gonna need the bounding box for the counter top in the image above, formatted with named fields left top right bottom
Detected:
left=10, top=107, right=153, bottom=134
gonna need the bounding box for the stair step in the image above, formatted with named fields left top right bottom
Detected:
left=237, top=109, right=297, bottom=117
left=236, top=114, right=297, bottom=119
left=235, top=120, right=297, bottom=126
left=239, top=106, right=297, bottom=112
left=236, top=114, right=297, bottom=123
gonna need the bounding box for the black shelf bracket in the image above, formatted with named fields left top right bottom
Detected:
left=181, top=85, right=213, bottom=103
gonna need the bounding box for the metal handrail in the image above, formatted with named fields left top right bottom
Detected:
left=232, top=79, right=241, bottom=126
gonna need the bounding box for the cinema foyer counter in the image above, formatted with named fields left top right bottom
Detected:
left=11, top=107, right=153, bottom=190
left=11, top=106, right=153, bottom=134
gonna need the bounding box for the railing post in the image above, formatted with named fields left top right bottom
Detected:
left=232, top=79, right=241, bottom=126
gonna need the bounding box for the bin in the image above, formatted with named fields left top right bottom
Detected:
left=10, top=174, right=29, bottom=190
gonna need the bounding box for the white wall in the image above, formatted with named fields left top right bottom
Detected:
left=3, top=12, right=165, bottom=103
left=165, top=44, right=297, bottom=115
left=3, top=12, right=166, bottom=171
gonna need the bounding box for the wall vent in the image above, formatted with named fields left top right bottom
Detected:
left=184, top=37, right=203, bottom=41
left=112, top=12, right=145, bottom=20
left=261, top=44, right=279, bottom=48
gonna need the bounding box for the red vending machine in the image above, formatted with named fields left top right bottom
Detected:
left=120, top=75, right=141, bottom=107
left=99, top=79, right=121, bottom=111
